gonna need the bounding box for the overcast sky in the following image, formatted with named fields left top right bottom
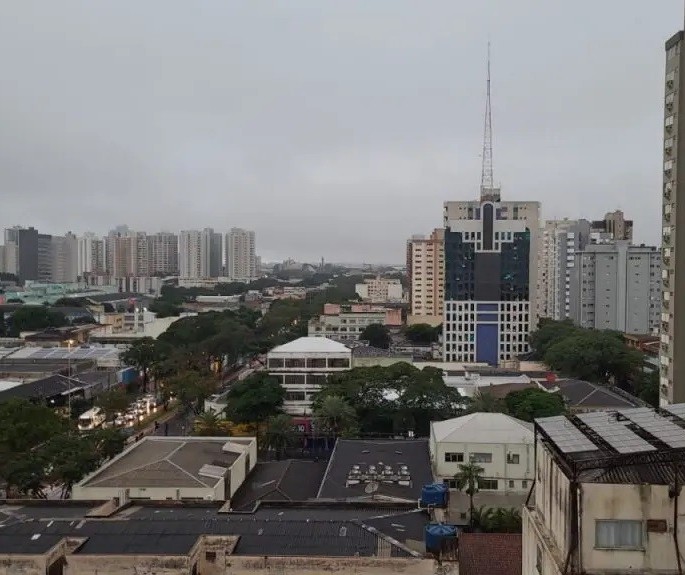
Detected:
left=0, top=1, right=682, bottom=263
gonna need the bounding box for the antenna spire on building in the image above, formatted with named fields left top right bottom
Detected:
left=480, top=42, right=500, bottom=202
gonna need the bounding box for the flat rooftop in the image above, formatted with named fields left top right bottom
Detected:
left=80, top=437, right=241, bottom=489
left=318, top=439, right=432, bottom=501
left=0, top=501, right=425, bottom=558
left=536, top=404, right=685, bottom=483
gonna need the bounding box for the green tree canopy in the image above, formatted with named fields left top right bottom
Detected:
left=312, top=396, right=358, bottom=438
left=359, top=323, right=391, bottom=349
left=404, top=323, right=440, bottom=345
left=503, top=388, right=566, bottom=422
left=265, top=414, right=296, bottom=458
left=7, top=306, right=67, bottom=336
left=224, top=373, right=285, bottom=424
left=528, top=319, right=580, bottom=360
left=454, top=462, right=485, bottom=526
left=121, top=337, right=160, bottom=391
left=96, top=388, right=131, bottom=420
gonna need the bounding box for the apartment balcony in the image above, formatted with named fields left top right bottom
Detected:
left=664, top=183, right=673, bottom=201
left=667, top=71, right=676, bottom=88
left=666, top=92, right=675, bottom=110
left=665, top=159, right=674, bottom=175
left=665, top=115, right=675, bottom=132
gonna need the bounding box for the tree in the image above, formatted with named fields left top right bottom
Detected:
left=454, top=462, right=485, bottom=526
left=265, top=414, right=295, bottom=459
left=504, top=388, right=565, bottom=422
left=544, top=330, right=643, bottom=385
left=96, top=388, right=130, bottom=421
left=90, top=428, right=126, bottom=461
left=121, top=337, right=160, bottom=392
left=42, top=433, right=101, bottom=498
left=632, top=370, right=659, bottom=408
left=404, top=323, right=440, bottom=345
left=224, top=373, right=285, bottom=424
left=194, top=411, right=231, bottom=436
left=467, top=390, right=504, bottom=414
left=528, top=319, right=580, bottom=360
left=6, top=306, right=67, bottom=336
left=167, top=371, right=218, bottom=414
left=313, top=396, right=358, bottom=443
left=360, top=323, right=391, bottom=349
left=471, top=506, right=522, bottom=533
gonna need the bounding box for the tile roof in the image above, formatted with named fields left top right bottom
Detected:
left=458, top=533, right=522, bottom=575
left=317, top=439, right=433, bottom=501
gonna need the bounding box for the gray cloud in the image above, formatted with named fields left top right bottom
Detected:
left=0, top=0, right=680, bottom=262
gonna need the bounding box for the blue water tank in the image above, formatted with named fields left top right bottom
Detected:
left=420, top=482, right=449, bottom=507
left=425, top=523, right=458, bottom=553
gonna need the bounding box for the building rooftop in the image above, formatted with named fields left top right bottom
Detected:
left=229, top=459, right=328, bottom=510
left=317, top=439, right=433, bottom=502
left=431, top=412, right=533, bottom=444
left=459, top=533, right=522, bottom=575
left=1, top=345, right=121, bottom=362
left=0, top=501, right=423, bottom=558
left=536, top=405, right=685, bottom=483
left=78, top=437, right=246, bottom=489
left=350, top=345, right=411, bottom=358
left=543, top=379, right=643, bottom=410
left=270, top=336, right=351, bottom=354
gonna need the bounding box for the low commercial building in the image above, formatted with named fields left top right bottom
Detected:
left=443, top=368, right=533, bottom=398
left=524, top=405, right=685, bottom=574
left=308, top=303, right=402, bottom=342
left=430, top=412, right=534, bottom=493
left=266, top=337, right=352, bottom=415
left=72, top=436, right=257, bottom=502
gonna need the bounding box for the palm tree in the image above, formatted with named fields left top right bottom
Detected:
left=491, top=507, right=522, bottom=533
left=454, top=462, right=485, bottom=526
left=470, top=505, right=495, bottom=532
left=467, top=390, right=503, bottom=414
left=313, top=396, right=358, bottom=448
left=194, top=411, right=225, bottom=437
left=265, top=414, right=295, bottom=460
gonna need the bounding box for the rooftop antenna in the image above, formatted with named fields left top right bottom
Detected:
left=480, top=42, right=500, bottom=202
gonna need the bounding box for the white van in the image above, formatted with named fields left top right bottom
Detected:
left=77, top=407, right=106, bottom=431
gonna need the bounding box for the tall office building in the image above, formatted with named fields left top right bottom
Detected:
left=662, top=29, right=685, bottom=404
left=148, top=232, right=179, bottom=276
left=179, top=229, right=213, bottom=278
left=568, top=242, right=661, bottom=335
left=406, top=229, right=444, bottom=326
left=0, top=243, right=17, bottom=276
left=50, top=233, right=78, bottom=283
left=226, top=228, right=257, bottom=281
left=442, top=52, right=540, bottom=364
left=4, top=226, right=52, bottom=283
left=536, top=219, right=591, bottom=321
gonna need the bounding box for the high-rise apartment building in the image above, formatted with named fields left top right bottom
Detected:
left=537, top=219, right=591, bottom=321
left=226, top=228, right=257, bottom=282
left=662, top=29, right=685, bottom=404
left=148, top=232, right=179, bottom=276
left=50, top=232, right=78, bottom=283
left=77, top=233, right=105, bottom=277
left=0, top=243, right=18, bottom=276
left=179, top=229, right=213, bottom=279
left=4, top=226, right=53, bottom=283
left=590, top=209, right=633, bottom=242
left=569, top=242, right=660, bottom=335
left=210, top=232, right=223, bottom=278
left=443, top=199, right=540, bottom=364
left=406, top=229, right=444, bottom=326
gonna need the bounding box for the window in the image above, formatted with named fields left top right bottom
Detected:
left=595, top=520, right=643, bottom=549
left=443, top=478, right=458, bottom=489
left=306, top=358, right=327, bottom=368
left=284, top=391, right=305, bottom=401
left=508, top=480, right=515, bottom=489
left=205, top=551, right=217, bottom=562
left=479, top=479, right=498, bottom=490
left=507, top=453, right=520, bottom=464
left=284, top=358, right=306, bottom=368
left=268, top=358, right=284, bottom=369
left=470, top=452, right=492, bottom=463
left=522, top=480, right=528, bottom=489
left=444, top=452, right=464, bottom=463
left=328, top=358, right=350, bottom=368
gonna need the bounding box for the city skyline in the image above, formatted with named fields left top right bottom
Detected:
left=0, top=1, right=681, bottom=263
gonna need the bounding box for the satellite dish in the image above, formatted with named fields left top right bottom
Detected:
left=365, top=482, right=379, bottom=494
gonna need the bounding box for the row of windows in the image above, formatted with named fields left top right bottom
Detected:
left=444, top=452, right=521, bottom=464
left=269, top=358, right=350, bottom=369
left=443, top=478, right=528, bottom=490
left=445, top=302, right=530, bottom=312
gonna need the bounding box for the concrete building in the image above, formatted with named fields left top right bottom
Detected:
left=77, top=233, right=105, bottom=277
left=179, top=228, right=214, bottom=278
left=5, top=226, right=53, bottom=283
left=0, top=242, right=17, bottom=275
left=210, top=231, right=223, bottom=278
left=355, top=276, right=404, bottom=303
left=50, top=232, right=78, bottom=283
left=662, top=30, right=685, bottom=405
left=147, top=232, right=179, bottom=276
left=104, top=231, right=149, bottom=277
left=524, top=405, right=685, bottom=574
left=591, top=209, right=633, bottom=242
left=537, top=219, right=591, bottom=321
left=443, top=199, right=540, bottom=365
left=568, top=241, right=661, bottom=335
left=73, top=436, right=257, bottom=501
left=430, top=412, right=534, bottom=493
left=266, top=337, right=352, bottom=415
left=226, top=228, right=257, bottom=282
left=308, top=303, right=402, bottom=342
left=406, top=228, right=444, bottom=326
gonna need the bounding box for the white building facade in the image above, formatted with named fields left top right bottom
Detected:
left=179, top=229, right=212, bottom=279
left=355, top=276, right=404, bottom=303
left=430, top=412, right=534, bottom=493
left=407, top=229, right=444, bottom=327
left=226, top=228, right=257, bottom=282
left=266, top=337, right=352, bottom=415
